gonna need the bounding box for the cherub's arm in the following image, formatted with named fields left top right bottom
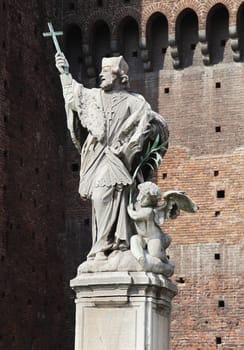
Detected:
left=127, top=203, right=148, bottom=221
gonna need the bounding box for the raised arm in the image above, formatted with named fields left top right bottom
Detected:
left=55, top=52, right=79, bottom=112
left=55, top=52, right=87, bottom=152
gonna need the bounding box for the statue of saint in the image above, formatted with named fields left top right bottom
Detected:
left=55, top=53, right=169, bottom=262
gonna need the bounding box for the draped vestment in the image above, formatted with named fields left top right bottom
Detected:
left=60, top=74, right=168, bottom=257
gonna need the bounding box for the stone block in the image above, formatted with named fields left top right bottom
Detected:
left=71, top=272, right=177, bottom=350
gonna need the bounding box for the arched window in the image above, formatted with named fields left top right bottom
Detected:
left=237, top=3, right=244, bottom=61
left=176, top=9, right=199, bottom=68
left=146, top=12, right=168, bottom=71
left=206, top=4, right=229, bottom=65
left=65, top=24, right=84, bottom=82
left=91, top=20, right=111, bottom=82
left=118, top=16, right=143, bottom=76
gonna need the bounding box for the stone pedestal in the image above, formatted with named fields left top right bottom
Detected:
left=70, top=272, right=177, bottom=350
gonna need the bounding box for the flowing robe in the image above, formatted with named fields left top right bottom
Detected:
left=60, top=74, right=169, bottom=257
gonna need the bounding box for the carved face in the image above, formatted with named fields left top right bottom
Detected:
left=99, top=66, right=118, bottom=91
left=137, top=182, right=161, bottom=207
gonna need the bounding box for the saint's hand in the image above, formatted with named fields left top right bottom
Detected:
left=55, top=52, right=69, bottom=74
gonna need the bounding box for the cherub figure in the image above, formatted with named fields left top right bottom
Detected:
left=127, top=182, right=198, bottom=276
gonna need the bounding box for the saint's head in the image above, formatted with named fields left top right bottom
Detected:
left=99, top=56, right=129, bottom=91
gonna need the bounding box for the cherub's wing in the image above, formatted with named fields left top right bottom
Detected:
left=163, top=191, right=199, bottom=213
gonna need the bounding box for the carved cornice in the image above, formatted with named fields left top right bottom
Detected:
left=169, top=34, right=180, bottom=69
left=230, top=26, right=240, bottom=62
left=199, top=30, right=210, bottom=66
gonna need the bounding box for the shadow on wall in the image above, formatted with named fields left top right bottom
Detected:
left=91, top=20, right=112, bottom=85
left=206, top=4, right=229, bottom=65
left=63, top=2, right=244, bottom=80
left=147, top=12, right=168, bottom=71
left=61, top=2, right=244, bottom=265
left=62, top=2, right=244, bottom=111
left=65, top=24, right=86, bottom=83
left=118, top=16, right=144, bottom=79
left=237, top=3, right=244, bottom=61
left=176, top=9, right=199, bottom=69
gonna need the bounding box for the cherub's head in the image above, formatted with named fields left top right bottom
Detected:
left=137, top=182, right=161, bottom=207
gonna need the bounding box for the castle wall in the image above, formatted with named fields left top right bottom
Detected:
left=0, top=1, right=75, bottom=349
left=61, top=0, right=244, bottom=349
left=0, top=0, right=243, bottom=349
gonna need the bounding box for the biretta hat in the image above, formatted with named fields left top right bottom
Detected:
left=101, top=56, right=129, bottom=74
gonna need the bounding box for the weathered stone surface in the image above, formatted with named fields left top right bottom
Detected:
left=77, top=250, right=174, bottom=277
left=57, top=53, right=169, bottom=268
left=1, top=1, right=244, bottom=349
left=71, top=272, right=177, bottom=350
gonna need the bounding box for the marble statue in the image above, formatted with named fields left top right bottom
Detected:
left=48, top=24, right=183, bottom=350
left=128, top=182, right=198, bottom=276
left=55, top=47, right=199, bottom=276
left=55, top=53, right=169, bottom=264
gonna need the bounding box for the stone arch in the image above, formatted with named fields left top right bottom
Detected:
left=117, top=16, right=143, bottom=76
left=175, top=8, right=199, bottom=68
left=64, top=23, right=85, bottom=82
left=84, top=10, right=113, bottom=43
left=63, top=14, right=83, bottom=28
left=202, top=1, right=235, bottom=26
left=146, top=12, right=168, bottom=70
left=237, top=2, right=244, bottom=61
left=112, top=7, right=141, bottom=40
left=90, top=20, right=112, bottom=82
left=172, top=1, right=203, bottom=30
left=206, top=3, right=229, bottom=64
left=141, top=3, right=172, bottom=35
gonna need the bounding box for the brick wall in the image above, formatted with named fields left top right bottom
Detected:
left=1, top=0, right=243, bottom=349
left=61, top=0, right=244, bottom=349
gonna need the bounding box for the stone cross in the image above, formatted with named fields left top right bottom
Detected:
left=43, top=22, right=63, bottom=53
left=43, top=22, right=69, bottom=74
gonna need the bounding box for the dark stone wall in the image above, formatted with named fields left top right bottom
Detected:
left=0, top=0, right=243, bottom=349
left=0, top=1, right=75, bottom=349
left=61, top=1, right=244, bottom=349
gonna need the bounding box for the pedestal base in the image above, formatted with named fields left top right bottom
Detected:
left=70, top=272, right=177, bottom=350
